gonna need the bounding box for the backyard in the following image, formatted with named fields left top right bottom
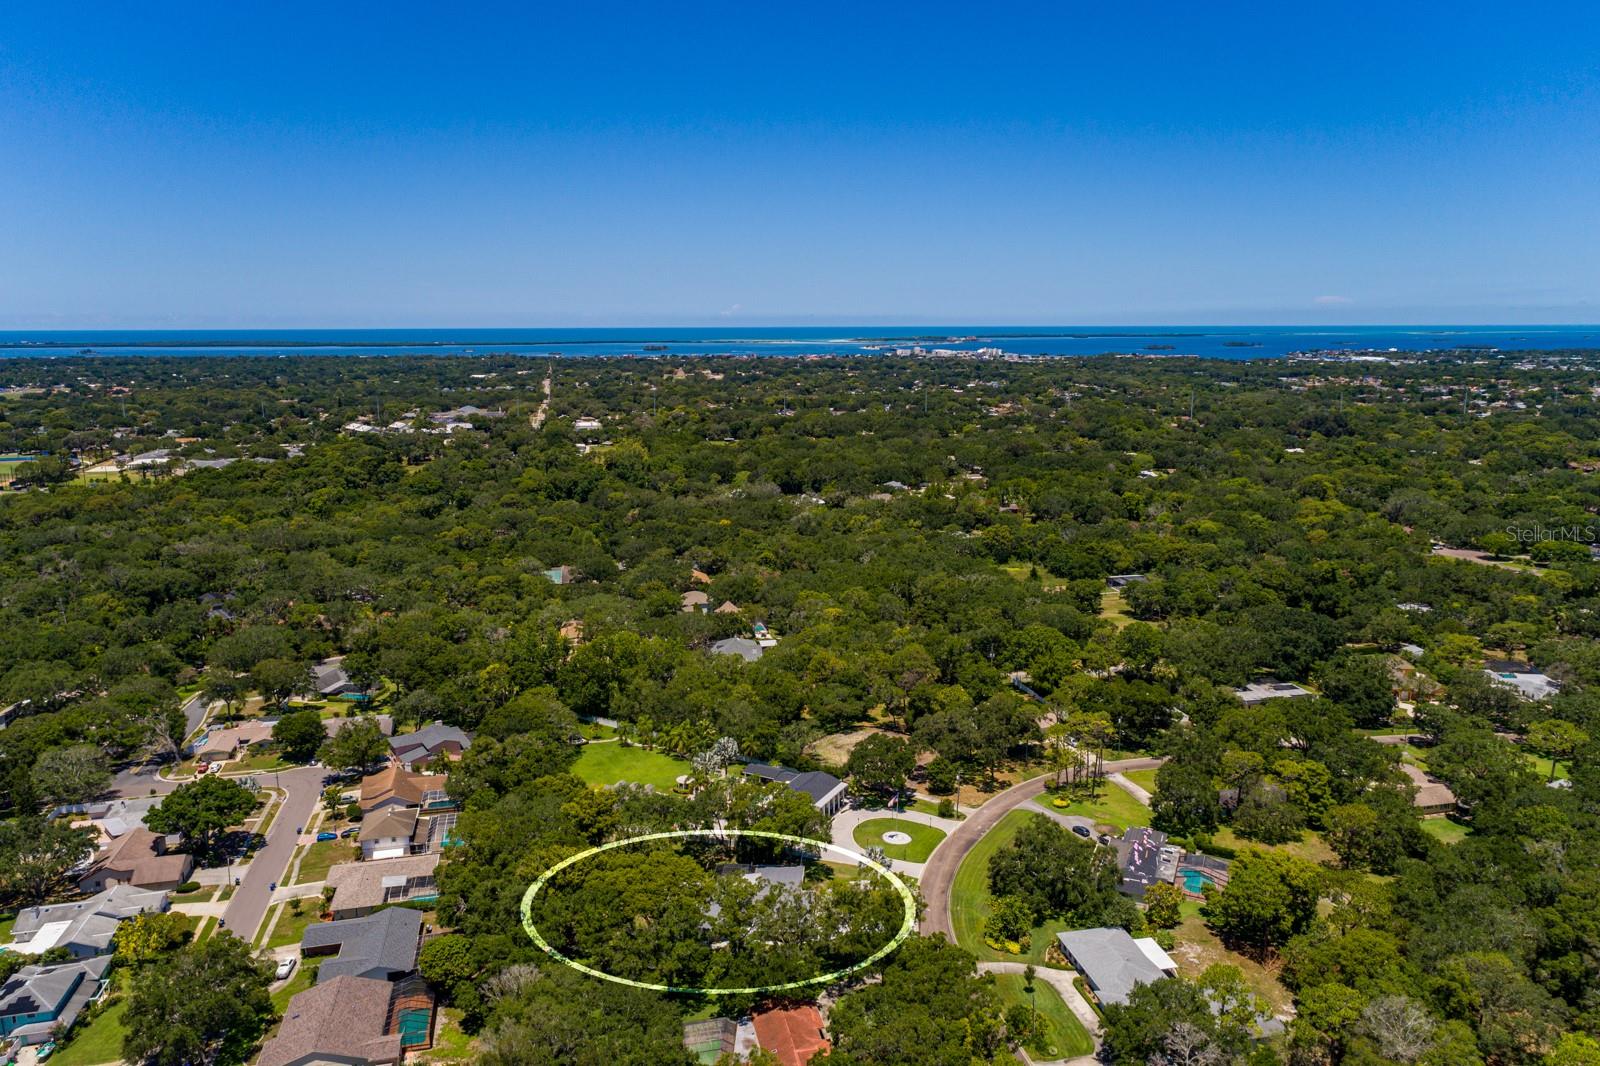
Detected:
left=852, top=817, right=947, bottom=863
left=51, top=973, right=129, bottom=1066
left=991, top=972, right=1095, bottom=1060
left=572, top=742, right=690, bottom=791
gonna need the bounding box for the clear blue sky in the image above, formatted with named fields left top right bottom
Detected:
left=2, top=2, right=1598, bottom=327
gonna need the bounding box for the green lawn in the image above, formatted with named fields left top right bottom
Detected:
left=951, top=809, right=1073, bottom=965
left=0, top=913, right=16, bottom=942
left=908, top=797, right=963, bottom=820
left=1420, top=816, right=1472, bottom=845
left=852, top=818, right=947, bottom=862
left=414, top=1007, right=477, bottom=1063
left=1100, top=588, right=1134, bottom=629
left=262, top=902, right=325, bottom=950
left=1122, top=768, right=1160, bottom=795
left=292, top=839, right=359, bottom=885
left=572, top=742, right=690, bottom=791
left=992, top=973, right=1095, bottom=1060
left=52, top=974, right=129, bottom=1066
left=1034, top=783, right=1152, bottom=832
left=1523, top=753, right=1573, bottom=781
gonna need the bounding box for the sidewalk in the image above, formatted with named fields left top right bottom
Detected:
left=977, top=960, right=1101, bottom=1066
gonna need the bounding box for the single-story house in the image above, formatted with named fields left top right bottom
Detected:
left=193, top=720, right=274, bottom=762
left=6, top=885, right=169, bottom=958
left=300, top=907, right=422, bottom=985
left=573, top=416, right=603, bottom=432
left=714, top=600, right=741, bottom=615
left=711, top=637, right=764, bottom=662
left=324, top=714, right=393, bottom=740
left=1057, top=927, right=1178, bottom=1007
left=1115, top=826, right=1180, bottom=898
left=256, top=975, right=405, bottom=1066
left=358, top=765, right=452, bottom=817
left=324, top=853, right=441, bottom=919
left=311, top=657, right=366, bottom=698
left=742, top=763, right=849, bottom=816
left=1106, top=574, right=1148, bottom=589
left=388, top=722, right=471, bottom=769
left=1233, top=681, right=1315, bottom=706
left=751, top=1005, right=831, bottom=1066
left=76, top=827, right=193, bottom=893
left=1483, top=660, right=1560, bottom=701
left=682, top=590, right=711, bottom=613
left=1400, top=762, right=1459, bottom=814
left=0, top=955, right=113, bottom=1044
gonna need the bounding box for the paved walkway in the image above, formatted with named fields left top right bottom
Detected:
left=1106, top=770, right=1150, bottom=805
left=919, top=758, right=1165, bottom=941
left=978, top=961, right=1101, bottom=1066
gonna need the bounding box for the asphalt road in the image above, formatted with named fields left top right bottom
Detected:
left=918, top=757, right=1165, bottom=942
left=221, top=765, right=325, bottom=943
left=106, top=691, right=213, bottom=799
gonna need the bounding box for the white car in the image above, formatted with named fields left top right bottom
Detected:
left=274, top=957, right=296, bottom=981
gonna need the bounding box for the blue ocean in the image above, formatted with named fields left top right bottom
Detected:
left=2, top=325, right=1598, bottom=360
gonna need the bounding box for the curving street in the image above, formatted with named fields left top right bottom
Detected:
left=918, top=757, right=1165, bottom=941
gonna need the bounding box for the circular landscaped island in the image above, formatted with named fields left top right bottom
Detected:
left=853, top=817, right=948, bottom=863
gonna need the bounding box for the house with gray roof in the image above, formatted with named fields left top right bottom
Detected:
left=255, top=974, right=404, bottom=1066
left=311, top=657, right=366, bottom=698
left=741, top=763, right=848, bottom=815
left=388, top=722, right=471, bottom=769
left=0, top=955, right=112, bottom=1044
left=6, top=885, right=169, bottom=958
left=1115, top=826, right=1180, bottom=898
left=300, top=907, right=422, bottom=985
left=1057, top=927, right=1178, bottom=1007
left=711, top=637, right=764, bottom=662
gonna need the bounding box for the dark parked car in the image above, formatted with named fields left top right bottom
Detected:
left=1070, top=824, right=1091, bottom=838
left=340, top=826, right=360, bottom=838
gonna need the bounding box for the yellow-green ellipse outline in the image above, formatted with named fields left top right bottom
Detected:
left=520, top=828, right=916, bottom=995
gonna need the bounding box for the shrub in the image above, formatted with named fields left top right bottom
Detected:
left=175, top=880, right=201, bottom=894
left=937, top=798, right=957, bottom=819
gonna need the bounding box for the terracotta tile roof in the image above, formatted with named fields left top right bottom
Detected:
left=752, top=1005, right=830, bottom=1066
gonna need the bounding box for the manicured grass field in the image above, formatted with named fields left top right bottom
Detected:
left=951, top=809, right=1073, bottom=965
left=293, top=839, right=358, bottom=885
left=262, top=902, right=324, bottom=950
left=1121, top=767, right=1160, bottom=795
left=572, top=742, right=690, bottom=791
left=991, top=973, right=1095, bottom=1059
left=1420, top=816, right=1472, bottom=845
left=852, top=817, right=947, bottom=862
left=1033, top=781, right=1152, bottom=832
left=51, top=973, right=129, bottom=1066
left=908, top=797, right=962, bottom=819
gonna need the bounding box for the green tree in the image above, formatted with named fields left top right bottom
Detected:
left=1142, top=881, right=1185, bottom=930
left=1201, top=848, right=1322, bottom=952
left=846, top=733, right=916, bottom=804
left=145, top=776, right=258, bottom=858
left=250, top=657, right=311, bottom=709
left=1526, top=718, right=1587, bottom=781
left=271, top=709, right=326, bottom=763
left=0, top=815, right=97, bottom=904
left=30, top=743, right=111, bottom=805
left=114, top=910, right=193, bottom=963
left=121, top=934, right=273, bottom=1066
left=319, top=716, right=389, bottom=772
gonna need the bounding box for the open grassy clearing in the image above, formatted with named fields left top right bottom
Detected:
left=1420, top=816, right=1472, bottom=845
left=1209, top=826, right=1337, bottom=866
left=1169, top=915, right=1293, bottom=1015
left=572, top=742, right=690, bottom=791
left=1034, top=782, right=1152, bottom=832
left=1121, top=767, right=1160, bottom=794
left=951, top=809, right=1077, bottom=966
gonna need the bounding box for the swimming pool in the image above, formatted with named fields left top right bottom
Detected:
left=1179, top=868, right=1217, bottom=893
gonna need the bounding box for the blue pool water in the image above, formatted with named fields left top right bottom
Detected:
left=1180, top=869, right=1217, bottom=893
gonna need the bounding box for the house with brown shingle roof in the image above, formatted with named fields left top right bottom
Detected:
left=358, top=766, right=450, bottom=817
left=324, top=854, right=441, bottom=919
left=256, top=974, right=403, bottom=1066
left=714, top=600, right=741, bottom=615
left=1400, top=762, right=1458, bottom=814
left=76, top=827, right=193, bottom=893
